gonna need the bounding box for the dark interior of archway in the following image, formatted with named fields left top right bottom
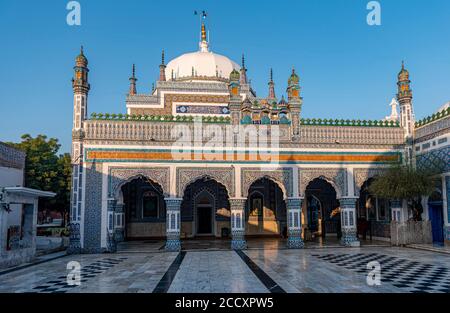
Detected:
left=121, top=176, right=166, bottom=239
left=180, top=177, right=230, bottom=236
left=305, top=178, right=339, bottom=238
left=246, top=178, right=287, bottom=236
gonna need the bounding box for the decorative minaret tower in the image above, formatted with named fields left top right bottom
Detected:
left=69, top=46, right=90, bottom=254
left=396, top=62, right=415, bottom=164
left=268, top=68, right=276, bottom=101
left=240, top=54, right=248, bottom=85
left=159, top=50, right=166, bottom=82
left=287, top=68, right=302, bottom=140
left=228, top=69, right=241, bottom=127
left=129, top=64, right=137, bottom=95
left=397, top=62, right=414, bottom=138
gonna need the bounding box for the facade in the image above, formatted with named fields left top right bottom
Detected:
left=0, top=142, right=55, bottom=268
left=68, top=23, right=450, bottom=254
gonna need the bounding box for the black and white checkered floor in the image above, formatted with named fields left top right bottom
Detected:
left=313, top=252, right=450, bottom=293
left=31, top=257, right=128, bottom=293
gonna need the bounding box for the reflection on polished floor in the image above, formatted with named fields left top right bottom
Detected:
left=1, top=246, right=449, bottom=293
left=116, top=237, right=389, bottom=253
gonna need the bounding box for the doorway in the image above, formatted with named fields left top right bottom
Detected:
left=197, top=205, right=213, bottom=235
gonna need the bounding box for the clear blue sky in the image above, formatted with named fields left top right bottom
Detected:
left=1, top=0, right=449, bottom=153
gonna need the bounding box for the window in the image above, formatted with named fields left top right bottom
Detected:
left=142, top=191, right=158, bottom=218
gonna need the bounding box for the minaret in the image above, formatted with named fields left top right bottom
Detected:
left=228, top=69, right=241, bottom=127
left=287, top=68, right=302, bottom=140
left=69, top=46, right=90, bottom=254
left=268, top=68, right=276, bottom=101
left=396, top=61, right=415, bottom=165
left=159, top=50, right=166, bottom=82
left=129, top=64, right=137, bottom=95
left=240, top=54, right=248, bottom=84
left=397, top=61, right=414, bottom=139
left=72, top=46, right=90, bottom=132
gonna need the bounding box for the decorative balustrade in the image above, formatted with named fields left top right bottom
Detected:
left=299, top=125, right=405, bottom=146
left=84, top=118, right=405, bottom=147
left=415, top=107, right=450, bottom=128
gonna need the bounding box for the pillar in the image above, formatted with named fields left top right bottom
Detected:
left=286, top=198, right=304, bottom=248
left=339, top=197, right=360, bottom=247
left=106, top=199, right=117, bottom=253
left=390, top=199, right=403, bottom=222
left=114, top=203, right=125, bottom=243
left=230, top=198, right=247, bottom=250
left=165, top=198, right=182, bottom=251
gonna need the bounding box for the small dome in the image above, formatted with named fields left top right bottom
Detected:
left=288, top=69, right=299, bottom=85
left=165, top=50, right=240, bottom=82
left=278, top=96, right=287, bottom=105
left=230, top=69, right=240, bottom=81
left=398, top=62, right=409, bottom=81
left=76, top=46, right=88, bottom=66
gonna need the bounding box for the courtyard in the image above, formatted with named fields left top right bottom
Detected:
left=1, top=244, right=449, bottom=293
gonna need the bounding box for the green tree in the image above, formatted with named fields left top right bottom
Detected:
left=368, top=164, right=440, bottom=221
left=8, top=135, right=72, bottom=225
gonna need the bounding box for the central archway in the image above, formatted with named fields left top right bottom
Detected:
left=246, top=177, right=287, bottom=237
left=180, top=176, right=231, bottom=238
left=304, top=178, right=340, bottom=241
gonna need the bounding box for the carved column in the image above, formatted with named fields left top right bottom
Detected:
left=390, top=199, right=403, bottom=222
left=230, top=198, right=247, bottom=250
left=339, top=197, right=360, bottom=247
left=114, top=203, right=125, bottom=243
left=106, top=199, right=117, bottom=253
left=165, top=198, right=182, bottom=251
left=286, top=198, right=304, bottom=248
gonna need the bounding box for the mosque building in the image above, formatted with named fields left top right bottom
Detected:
left=68, top=21, right=450, bottom=253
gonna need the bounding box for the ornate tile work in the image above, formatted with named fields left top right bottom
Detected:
left=353, top=168, right=388, bottom=197
left=416, top=146, right=450, bottom=173
left=108, top=167, right=170, bottom=198
left=176, top=105, right=230, bottom=115
left=83, top=162, right=103, bottom=253
left=176, top=167, right=235, bottom=197
left=299, top=168, right=347, bottom=198
left=240, top=168, right=293, bottom=198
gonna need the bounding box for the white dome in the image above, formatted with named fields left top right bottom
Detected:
left=165, top=49, right=240, bottom=81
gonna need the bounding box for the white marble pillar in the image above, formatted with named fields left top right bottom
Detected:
left=286, top=198, right=304, bottom=248
left=165, top=198, right=182, bottom=251
left=390, top=199, right=403, bottom=222
left=339, top=197, right=360, bottom=247
left=230, top=198, right=247, bottom=250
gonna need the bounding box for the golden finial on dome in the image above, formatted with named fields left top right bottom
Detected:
left=201, top=22, right=207, bottom=42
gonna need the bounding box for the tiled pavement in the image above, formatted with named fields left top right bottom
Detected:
left=1, top=247, right=450, bottom=293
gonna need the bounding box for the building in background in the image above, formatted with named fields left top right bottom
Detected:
left=67, top=21, right=450, bottom=254
left=0, top=142, right=55, bottom=268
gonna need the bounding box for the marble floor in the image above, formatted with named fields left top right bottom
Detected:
left=0, top=246, right=449, bottom=293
